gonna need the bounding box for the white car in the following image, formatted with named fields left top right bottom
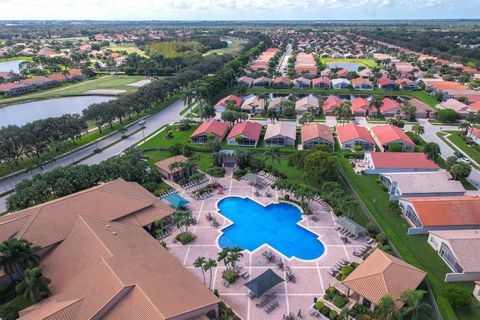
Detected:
left=458, top=158, right=471, bottom=165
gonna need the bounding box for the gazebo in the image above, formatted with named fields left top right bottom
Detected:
left=336, top=216, right=367, bottom=237
left=244, top=269, right=284, bottom=298
left=164, top=193, right=189, bottom=209
left=242, top=173, right=261, bottom=185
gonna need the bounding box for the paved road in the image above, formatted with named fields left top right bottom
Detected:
left=0, top=99, right=185, bottom=212
left=278, top=44, right=292, bottom=77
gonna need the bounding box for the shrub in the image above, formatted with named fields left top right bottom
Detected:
left=445, top=285, right=474, bottom=309
left=329, top=310, right=338, bottom=320
left=341, top=265, right=354, bottom=278
left=207, top=166, right=225, bottom=177
left=333, top=295, right=348, bottom=308
left=175, top=232, right=196, bottom=245
left=321, top=306, right=331, bottom=316
left=366, top=222, right=378, bottom=235
left=222, top=270, right=240, bottom=284
left=178, top=119, right=191, bottom=131
left=232, top=168, right=246, bottom=180
left=315, top=301, right=324, bottom=310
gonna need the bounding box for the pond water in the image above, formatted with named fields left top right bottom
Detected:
left=327, top=62, right=363, bottom=72
left=0, top=95, right=116, bottom=127
left=0, top=60, right=27, bottom=73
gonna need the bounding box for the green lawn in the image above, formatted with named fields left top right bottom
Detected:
left=406, top=131, right=426, bottom=152
left=337, top=156, right=473, bottom=320
left=204, top=37, right=249, bottom=56
left=319, top=58, right=379, bottom=69
left=0, top=56, right=33, bottom=62
left=0, top=75, right=146, bottom=106
left=106, top=45, right=146, bottom=56
left=140, top=125, right=199, bottom=150
left=444, top=131, right=480, bottom=164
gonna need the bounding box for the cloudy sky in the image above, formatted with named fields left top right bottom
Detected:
left=0, top=0, right=478, bottom=20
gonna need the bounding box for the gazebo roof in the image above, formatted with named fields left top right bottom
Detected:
left=164, top=194, right=189, bottom=209
left=336, top=216, right=367, bottom=236
left=244, top=269, right=284, bottom=298
left=242, top=173, right=260, bottom=185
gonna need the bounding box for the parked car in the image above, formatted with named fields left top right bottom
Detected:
left=454, top=151, right=466, bottom=159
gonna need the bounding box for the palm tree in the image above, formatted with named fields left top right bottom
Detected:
left=370, top=95, right=384, bottom=118
left=459, top=121, right=472, bottom=135
left=267, top=109, right=279, bottom=124
left=387, top=200, right=402, bottom=216
left=228, top=247, right=243, bottom=270
left=423, top=142, right=441, bottom=162
left=181, top=85, right=195, bottom=119
left=340, top=197, right=359, bottom=218
left=204, top=258, right=217, bottom=290
left=264, top=146, right=281, bottom=169
left=399, top=289, right=433, bottom=320
left=217, top=247, right=231, bottom=270
left=0, top=239, right=40, bottom=282
left=15, top=267, right=51, bottom=303
left=376, top=295, right=402, bottom=320
left=173, top=210, right=193, bottom=234
left=412, top=124, right=425, bottom=138
left=193, top=81, right=208, bottom=121
left=193, top=256, right=207, bottom=286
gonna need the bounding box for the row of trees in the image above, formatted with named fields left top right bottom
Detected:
left=0, top=114, right=87, bottom=167
left=6, top=149, right=156, bottom=211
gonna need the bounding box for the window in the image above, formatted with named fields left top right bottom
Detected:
left=439, top=243, right=463, bottom=273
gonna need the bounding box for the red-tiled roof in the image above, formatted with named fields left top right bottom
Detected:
left=337, top=69, right=349, bottom=76
left=381, top=98, right=401, bottom=112
left=395, top=78, right=413, bottom=84
left=371, top=125, right=414, bottom=145
left=369, top=152, right=439, bottom=169
left=272, top=77, right=291, bottom=84
left=191, top=121, right=229, bottom=138
left=470, top=101, right=480, bottom=111
left=351, top=78, right=371, bottom=86
left=402, top=196, right=480, bottom=227
left=227, top=121, right=262, bottom=140
left=350, top=97, right=371, bottom=113
left=471, top=127, right=480, bottom=139
left=378, top=77, right=395, bottom=86
left=312, top=77, right=330, bottom=85
left=0, top=83, right=31, bottom=91
left=323, top=96, right=343, bottom=111
left=301, top=124, right=334, bottom=144
left=336, top=124, right=374, bottom=144
left=215, top=95, right=243, bottom=107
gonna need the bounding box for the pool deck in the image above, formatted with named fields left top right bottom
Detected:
left=163, top=174, right=370, bottom=320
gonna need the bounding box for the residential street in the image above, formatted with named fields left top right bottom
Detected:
left=0, top=99, right=185, bottom=212
left=278, top=43, right=292, bottom=76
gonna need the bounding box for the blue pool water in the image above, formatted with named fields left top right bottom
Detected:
left=217, top=197, right=325, bottom=260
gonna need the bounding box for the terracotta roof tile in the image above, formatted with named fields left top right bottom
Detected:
left=191, top=121, right=229, bottom=138
left=336, top=124, right=374, bottom=144
left=227, top=121, right=262, bottom=140
left=301, top=124, right=334, bottom=144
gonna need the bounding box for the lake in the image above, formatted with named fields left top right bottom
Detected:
left=0, top=59, right=27, bottom=73
left=327, top=62, right=363, bottom=72
left=0, top=95, right=116, bottom=128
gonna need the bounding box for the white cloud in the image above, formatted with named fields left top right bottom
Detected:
left=0, top=0, right=477, bottom=20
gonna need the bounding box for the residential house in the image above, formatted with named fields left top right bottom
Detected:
left=293, top=77, right=311, bottom=89
left=380, top=171, right=465, bottom=200
left=437, top=99, right=473, bottom=119
left=226, top=121, right=262, bottom=147
left=301, top=123, right=334, bottom=150
left=322, top=96, right=343, bottom=115
left=395, top=78, right=418, bottom=90
left=272, top=77, right=291, bottom=88
left=268, top=97, right=285, bottom=113
left=342, top=249, right=426, bottom=311
left=331, top=78, right=350, bottom=89
left=370, top=125, right=415, bottom=151
left=427, top=230, right=480, bottom=282
left=399, top=196, right=480, bottom=235
left=408, top=99, right=435, bottom=119
left=351, top=78, right=373, bottom=90
left=155, top=155, right=190, bottom=181
left=241, top=95, right=265, bottom=114
left=320, top=69, right=331, bottom=77
left=364, top=152, right=440, bottom=174
left=350, top=97, right=371, bottom=116
left=358, top=68, right=372, bottom=78
left=336, top=69, right=349, bottom=78
left=264, top=122, right=296, bottom=147
left=336, top=124, right=375, bottom=151
left=312, top=77, right=331, bottom=89
left=380, top=98, right=402, bottom=117
left=469, top=128, right=480, bottom=145
left=237, top=76, right=254, bottom=87
left=214, top=95, right=243, bottom=113
left=0, top=83, right=36, bottom=97
left=377, top=77, right=396, bottom=90
left=190, top=120, right=229, bottom=144
left=295, top=95, right=319, bottom=114
left=252, top=76, right=272, bottom=87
